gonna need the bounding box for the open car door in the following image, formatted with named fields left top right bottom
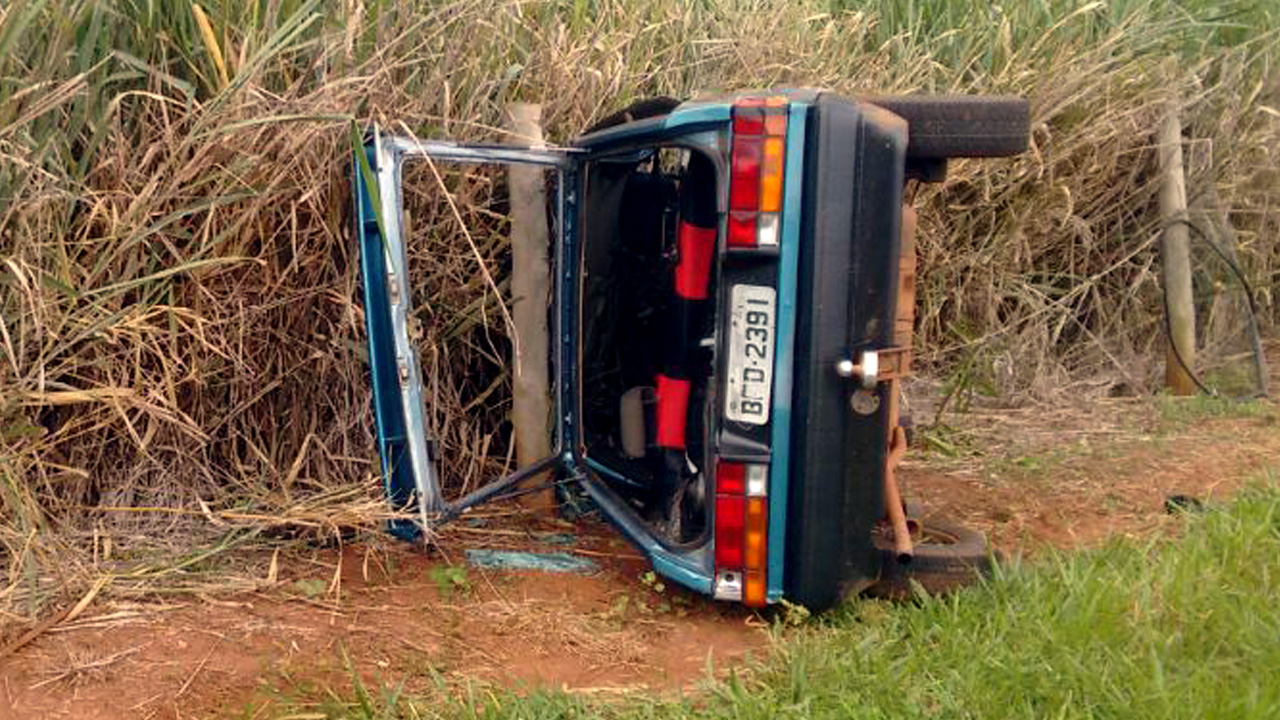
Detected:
left=352, top=127, right=582, bottom=539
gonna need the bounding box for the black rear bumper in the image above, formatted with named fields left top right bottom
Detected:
left=784, top=96, right=907, bottom=611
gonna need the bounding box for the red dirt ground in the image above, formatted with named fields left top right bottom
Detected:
left=905, top=399, right=1280, bottom=553
left=3, top=393, right=1278, bottom=719
left=1, top=529, right=766, bottom=719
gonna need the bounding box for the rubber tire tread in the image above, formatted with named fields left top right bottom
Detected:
left=865, top=95, right=1030, bottom=159
left=869, top=515, right=994, bottom=599
left=584, top=96, right=683, bottom=135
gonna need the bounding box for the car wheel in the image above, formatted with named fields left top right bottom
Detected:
left=865, top=95, right=1030, bottom=159
left=583, top=96, right=683, bottom=135
left=868, top=514, right=994, bottom=599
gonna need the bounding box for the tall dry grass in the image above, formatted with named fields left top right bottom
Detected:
left=1, top=0, right=1277, bottom=618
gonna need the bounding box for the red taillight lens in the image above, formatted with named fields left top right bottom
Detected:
left=729, top=136, right=762, bottom=211
left=733, top=106, right=765, bottom=135
left=716, top=460, right=746, bottom=494
left=727, top=212, right=757, bottom=248
left=714, top=494, right=746, bottom=568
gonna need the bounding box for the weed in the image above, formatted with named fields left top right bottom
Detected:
left=428, top=566, right=471, bottom=598
left=1156, top=394, right=1274, bottom=427
left=985, top=449, right=1069, bottom=486
left=917, top=423, right=982, bottom=459
left=290, top=578, right=328, bottom=599
left=340, top=642, right=407, bottom=720
left=638, top=570, right=666, bottom=595
left=776, top=598, right=811, bottom=628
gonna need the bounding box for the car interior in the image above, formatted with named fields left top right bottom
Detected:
left=580, top=147, right=720, bottom=545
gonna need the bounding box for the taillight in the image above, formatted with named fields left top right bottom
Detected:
left=727, top=212, right=757, bottom=248
left=713, top=459, right=769, bottom=606
left=729, top=137, right=761, bottom=213
left=727, top=96, right=788, bottom=250
left=715, top=461, right=746, bottom=494
left=732, top=100, right=765, bottom=135
left=714, top=494, right=745, bottom=568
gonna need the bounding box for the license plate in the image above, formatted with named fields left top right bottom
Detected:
left=725, top=284, right=776, bottom=425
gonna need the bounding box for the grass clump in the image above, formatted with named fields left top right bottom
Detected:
left=280, top=483, right=1280, bottom=719
left=1156, top=393, right=1276, bottom=426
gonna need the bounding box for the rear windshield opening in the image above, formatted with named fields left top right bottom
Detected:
left=397, top=160, right=558, bottom=499
left=581, top=146, right=719, bottom=545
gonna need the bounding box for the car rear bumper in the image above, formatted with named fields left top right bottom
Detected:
left=783, top=96, right=908, bottom=610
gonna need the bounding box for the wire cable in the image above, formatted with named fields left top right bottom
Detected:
left=1160, top=216, right=1269, bottom=399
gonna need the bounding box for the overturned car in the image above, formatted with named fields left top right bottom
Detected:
left=354, top=90, right=1029, bottom=610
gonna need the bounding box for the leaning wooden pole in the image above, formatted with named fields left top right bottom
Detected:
left=505, top=103, right=556, bottom=512
left=1158, top=96, right=1197, bottom=396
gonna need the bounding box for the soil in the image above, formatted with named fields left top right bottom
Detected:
left=4, top=390, right=1278, bottom=719
left=0, top=530, right=765, bottom=719
left=902, top=397, right=1280, bottom=553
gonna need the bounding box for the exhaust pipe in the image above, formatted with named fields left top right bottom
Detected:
left=884, top=421, right=913, bottom=563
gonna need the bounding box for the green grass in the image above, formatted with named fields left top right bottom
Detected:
left=1156, top=393, right=1276, bottom=426
left=260, top=481, right=1280, bottom=719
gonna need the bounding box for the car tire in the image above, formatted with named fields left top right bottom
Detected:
left=584, top=96, right=683, bottom=135
left=864, top=95, right=1030, bottom=159
left=868, top=514, right=994, bottom=599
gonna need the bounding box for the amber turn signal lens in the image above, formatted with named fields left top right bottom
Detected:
left=760, top=137, right=785, bottom=213
left=744, top=570, right=767, bottom=607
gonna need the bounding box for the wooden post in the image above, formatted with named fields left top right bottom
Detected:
left=1158, top=97, right=1197, bottom=395
left=506, top=103, right=556, bottom=512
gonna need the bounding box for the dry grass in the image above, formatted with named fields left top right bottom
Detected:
left=1, top=0, right=1277, bottom=625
